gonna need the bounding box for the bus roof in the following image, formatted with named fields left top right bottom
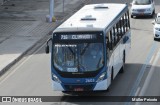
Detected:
left=54, top=3, right=128, bottom=33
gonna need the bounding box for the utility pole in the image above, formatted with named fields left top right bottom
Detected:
left=46, top=0, right=56, bottom=22
left=63, top=0, right=64, bottom=13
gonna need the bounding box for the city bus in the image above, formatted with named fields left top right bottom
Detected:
left=45, top=3, right=131, bottom=92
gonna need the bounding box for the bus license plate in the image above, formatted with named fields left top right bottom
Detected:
left=140, top=13, right=144, bottom=15
left=74, top=88, right=84, bottom=91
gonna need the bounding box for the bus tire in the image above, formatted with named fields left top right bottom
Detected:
left=111, top=67, right=114, bottom=82
left=62, top=91, right=70, bottom=94
left=120, top=63, right=124, bottom=73
left=106, top=68, right=114, bottom=92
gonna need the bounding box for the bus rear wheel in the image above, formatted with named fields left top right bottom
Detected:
left=120, top=63, right=124, bottom=73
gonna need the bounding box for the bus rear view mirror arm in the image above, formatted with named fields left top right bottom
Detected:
left=151, top=21, right=155, bottom=25
left=109, top=43, right=113, bottom=50
left=45, top=38, right=52, bottom=54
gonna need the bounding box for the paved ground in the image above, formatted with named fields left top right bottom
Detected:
left=0, top=0, right=90, bottom=75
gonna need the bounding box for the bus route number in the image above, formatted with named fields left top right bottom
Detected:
left=61, top=35, right=68, bottom=40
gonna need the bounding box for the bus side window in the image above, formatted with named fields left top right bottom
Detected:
left=106, top=32, right=112, bottom=50
left=112, top=26, right=117, bottom=46
left=127, top=11, right=130, bottom=29
left=118, top=19, right=122, bottom=37
left=123, top=14, right=127, bottom=32
left=121, top=16, right=126, bottom=34
left=115, top=24, right=120, bottom=42
left=109, top=30, right=115, bottom=50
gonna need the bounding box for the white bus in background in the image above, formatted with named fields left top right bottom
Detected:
left=46, top=3, right=131, bottom=92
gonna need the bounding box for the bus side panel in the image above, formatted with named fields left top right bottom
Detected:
left=107, top=53, right=113, bottom=87
left=118, top=42, right=124, bottom=74
left=125, top=31, right=131, bottom=58
left=113, top=46, right=121, bottom=78
left=119, top=40, right=125, bottom=70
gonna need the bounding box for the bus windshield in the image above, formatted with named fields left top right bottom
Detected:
left=133, top=0, right=151, bottom=5
left=53, top=43, right=104, bottom=73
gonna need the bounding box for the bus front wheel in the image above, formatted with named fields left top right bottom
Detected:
left=105, top=68, right=114, bottom=92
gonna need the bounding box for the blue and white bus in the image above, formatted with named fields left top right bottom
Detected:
left=46, top=3, right=131, bottom=92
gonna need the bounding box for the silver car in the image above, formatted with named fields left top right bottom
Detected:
left=131, top=0, right=155, bottom=18
left=152, top=13, right=160, bottom=40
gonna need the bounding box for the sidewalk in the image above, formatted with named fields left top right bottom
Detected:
left=0, top=0, right=89, bottom=75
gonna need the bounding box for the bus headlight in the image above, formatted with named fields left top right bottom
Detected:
left=52, top=74, right=61, bottom=83
left=96, top=72, right=106, bottom=82
left=132, top=9, right=136, bottom=12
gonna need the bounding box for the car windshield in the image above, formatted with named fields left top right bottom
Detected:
left=156, top=17, right=160, bottom=24
left=53, top=43, right=104, bottom=73
left=133, top=0, right=151, bottom=5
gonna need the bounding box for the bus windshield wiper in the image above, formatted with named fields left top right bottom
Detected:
left=97, top=57, right=102, bottom=68
left=68, top=47, right=75, bottom=55
left=80, top=43, right=90, bottom=55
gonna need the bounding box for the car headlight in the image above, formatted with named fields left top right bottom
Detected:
left=132, top=9, right=136, bottom=11
left=155, top=28, right=160, bottom=31
left=52, top=73, right=61, bottom=83
left=146, top=8, right=151, bottom=11
left=96, top=72, right=106, bottom=82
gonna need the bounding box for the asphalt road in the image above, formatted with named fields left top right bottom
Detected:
left=0, top=0, right=160, bottom=105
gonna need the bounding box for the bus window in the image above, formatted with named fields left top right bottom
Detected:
left=127, top=11, right=130, bottom=29
left=118, top=19, right=123, bottom=37
left=113, top=27, right=117, bottom=46
left=116, top=23, right=120, bottom=41
left=107, top=31, right=113, bottom=51
left=122, top=16, right=126, bottom=34
left=109, top=30, right=114, bottom=50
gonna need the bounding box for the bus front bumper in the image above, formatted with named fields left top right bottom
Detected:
left=52, top=79, right=108, bottom=91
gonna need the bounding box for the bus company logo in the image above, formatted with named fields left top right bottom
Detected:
left=2, top=97, right=11, bottom=102
left=76, top=79, right=81, bottom=82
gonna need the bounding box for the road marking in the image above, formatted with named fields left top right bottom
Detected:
left=129, top=42, right=157, bottom=96
left=0, top=43, right=46, bottom=85
left=139, top=48, right=160, bottom=96
left=125, top=41, right=157, bottom=105
left=135, top=87, right=140, bottom=96
left=149, top=55, right=154, bottom=64
left=134, top=49, right=160, bottom=105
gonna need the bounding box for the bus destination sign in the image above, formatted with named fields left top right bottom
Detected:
left=60, top=34, right=97, bottom=40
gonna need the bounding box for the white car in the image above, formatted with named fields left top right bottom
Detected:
left=152, top=13, right=160, bottom=40
left=131, top=0, right=155, bottom=18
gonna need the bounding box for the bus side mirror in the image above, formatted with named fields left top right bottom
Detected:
left=45, top=45, right=49, bottom=54
left=45, top=38, right=52, bottom=54
left=151, top=20, right=155, bottom=25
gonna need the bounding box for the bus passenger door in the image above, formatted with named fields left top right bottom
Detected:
left=112, top=27, right=121, bottom=77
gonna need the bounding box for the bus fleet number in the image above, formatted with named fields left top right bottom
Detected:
left=85, top=79, right=95, bottom=83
